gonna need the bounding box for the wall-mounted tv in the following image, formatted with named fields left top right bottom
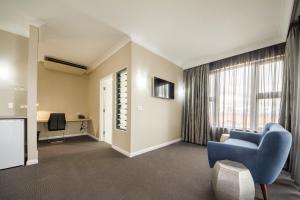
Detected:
left=153, top=77, right=175, bottom=99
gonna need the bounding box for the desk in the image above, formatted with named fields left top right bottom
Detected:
left=37, top=118, right=91, bottom=140
left=37, top=118, right=91, bottom=123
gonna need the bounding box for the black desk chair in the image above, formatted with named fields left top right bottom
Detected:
left=48, top=113, right=66, bottom=143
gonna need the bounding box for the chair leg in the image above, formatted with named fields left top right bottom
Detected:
left=49, top=131, right=65, bottom=144
left=260, top=184, right=269, bottom=200
left=62, top=131, right=65, bottom=141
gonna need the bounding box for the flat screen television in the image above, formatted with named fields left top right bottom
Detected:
left=153, top=77, right=175, bottom=99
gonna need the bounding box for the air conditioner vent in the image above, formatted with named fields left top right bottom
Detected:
left=43, top=56, right=88, bottom=75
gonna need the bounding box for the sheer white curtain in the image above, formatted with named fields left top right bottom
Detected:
left=208, top=44, right=285, bottom=139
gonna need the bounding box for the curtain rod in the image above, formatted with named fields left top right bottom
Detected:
left=185, top=42, right=285, bottom=71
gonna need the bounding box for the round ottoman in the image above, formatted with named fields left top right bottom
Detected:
left=212, top=160, right=255, bottom=200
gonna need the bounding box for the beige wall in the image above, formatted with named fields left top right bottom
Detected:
left=36, top=41, right=182, bottom=154
left=88, top=43, right=132, bottom=152
left=37, top=62, right=89, bottom=138
left=1, top=29, right=182, bottom=162
left=130, top=42, right=183, bottom=152
left=0, top=29, right=28, bottom=117
left=37, top=63, right=88, bottom=119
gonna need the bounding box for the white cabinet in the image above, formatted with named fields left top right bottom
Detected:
left=0, top=119, right=25, bottom=169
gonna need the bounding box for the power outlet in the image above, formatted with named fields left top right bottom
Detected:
left=137, top=105, right=143, bottom=111
left=8, top=102, right=14, bottom=109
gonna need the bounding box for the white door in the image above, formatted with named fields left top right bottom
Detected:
left=100, top=76, right=113, bottom=144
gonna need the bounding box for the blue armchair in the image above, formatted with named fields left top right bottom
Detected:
left=207, top=123, right=292, bottom=200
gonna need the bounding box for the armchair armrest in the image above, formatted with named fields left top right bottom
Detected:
left=229, top=130, right=262, bottom=145
left=207, top=141, right=257, bottom=168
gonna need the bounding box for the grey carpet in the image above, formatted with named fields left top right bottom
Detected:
left=0, top=136, right=299, bottom=200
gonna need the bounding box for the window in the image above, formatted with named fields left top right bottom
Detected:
left=209, top=56, right=284, bottom=131
left=116, top=68, right=128, bottom=130
left=256, top=60, right=283, bottom=129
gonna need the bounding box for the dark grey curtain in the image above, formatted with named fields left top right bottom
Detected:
left=209, top=43, right=285, bottom=70
left=182, top=64, right=211, bottom=145
left=279, top=24, right=300, bottom=185
left=210, top=43, right=285, bottom=141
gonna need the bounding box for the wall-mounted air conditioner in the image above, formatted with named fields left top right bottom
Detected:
left=43, top=56, right=88, bottom=75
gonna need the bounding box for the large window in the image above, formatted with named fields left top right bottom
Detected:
left=116, top=68, right=128, bottom=130
left=209, top=56, right=284, bottom=131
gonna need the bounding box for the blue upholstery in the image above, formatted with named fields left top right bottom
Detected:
left=207, top=123, right=292, bottom=184
left=224, top=139, right=258, bottom=149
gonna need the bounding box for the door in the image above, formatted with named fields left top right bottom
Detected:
left=100, top=75, right=113, bottom=144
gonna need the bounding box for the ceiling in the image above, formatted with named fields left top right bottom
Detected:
left=0, top=0, right=295, bottom=69
left=0, top=0, right=129, bottom=67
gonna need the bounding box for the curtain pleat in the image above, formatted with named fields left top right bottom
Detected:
left=182, top=64, right=211, bottom=145
left=209, top=44, right=285, bottom=140
left=279, top=25, right=300, bottom=185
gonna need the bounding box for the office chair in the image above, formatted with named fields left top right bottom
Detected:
left=47, top=113, right=66, bottom=143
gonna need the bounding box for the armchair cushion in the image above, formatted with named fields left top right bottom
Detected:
left=224, top=139, right=258, bottom=149
left=229, top=130, right=262, bottom=145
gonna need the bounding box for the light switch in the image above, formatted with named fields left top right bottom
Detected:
left=137, top=105, right=143, bottom=111
left=8, top=102, right=14, bottom=109
left=20, top=105, right=27, bottom=109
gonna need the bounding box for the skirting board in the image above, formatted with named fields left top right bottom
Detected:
left=111, top=145, right=131, bottom=157
left=39, top=133, right=87, bottom=141
left=87, top=134, right=99, bottom=141
left=112, top=138, right=181, bottom=158
left=26, top=159, right=38, bottom=166
left=130, top=138, right=181, bottom=157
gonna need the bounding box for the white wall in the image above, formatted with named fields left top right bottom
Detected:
left=88, top=43, right=132, bottom=152
left=27, top=25, right=39, bottom=165
left=0, top=27, right=39, bottom=165
left=0, top=29, right=28, bottom=117
left=87, top=42, right=183, bottom=153
left=130, top=42, right=183, bottom=152
left=0, top=27, right=183, bottom=163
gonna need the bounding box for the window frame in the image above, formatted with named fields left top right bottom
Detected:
left=116, top=68, right=128, bottom=131
left=208, top=56, right=284, bottom=131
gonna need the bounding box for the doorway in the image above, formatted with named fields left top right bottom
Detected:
left=100, top=74, right=113, bottom=145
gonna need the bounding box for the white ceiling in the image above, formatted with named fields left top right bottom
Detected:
left=0, top=0, right=129, bottom=67
left=0, top=0, right=294, bottom=69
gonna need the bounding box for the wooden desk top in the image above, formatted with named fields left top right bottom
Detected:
left=37, top=118, right=91, bottom=123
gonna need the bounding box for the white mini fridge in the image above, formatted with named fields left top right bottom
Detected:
left=0, top=119, right=25, bottom=169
